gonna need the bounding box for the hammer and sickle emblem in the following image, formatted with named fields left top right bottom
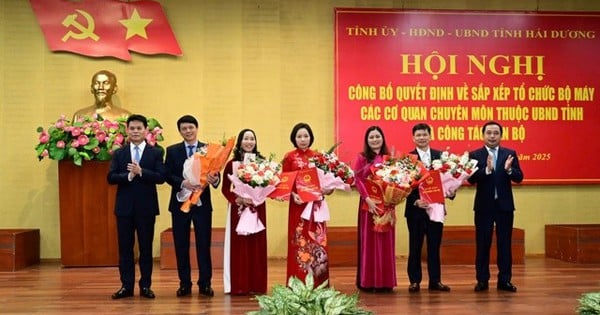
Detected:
left=61, top=9, right=99, bottom=42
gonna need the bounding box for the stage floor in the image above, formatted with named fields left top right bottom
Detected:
left=0, top=256, right=598, bottom=314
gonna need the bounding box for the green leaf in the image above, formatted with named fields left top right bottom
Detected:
left=326, top=142, right=342, bottom=154
left=67, top=147, right=78, bottom=157
left=248, top=276, right=372, bottom=315
left=577, top=292, right=600, bottom=314
left=80, top=152, right=91, bottom=161
left=147, top=117, right=163, bottom=129
left=49, top=147, right=66, bottom=160
left=96, top=148, right=112, bottom=161
left=304, top=273, right=315, bottom=290
left=74, top=155, right=83, bottom=166
left=84, top=138, right=99, bottom=150
left=35, top=115, right=163, bottom=166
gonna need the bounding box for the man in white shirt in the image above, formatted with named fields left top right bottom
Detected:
left=404, top=123, right=451, bottom=293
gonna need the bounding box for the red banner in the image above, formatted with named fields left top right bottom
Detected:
left=335, top=9, right=600, bottom=184
left=30, top=0, right=182, bottom=61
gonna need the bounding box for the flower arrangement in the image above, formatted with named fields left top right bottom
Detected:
left=179, top=136, right=236, bottom=212
left=430, top=149, right=478, bottom=197
left=309, top=147, right=355, bottom=187
left=374, top=153, right=428, bottom=188
left=227, top=154, right=282, bottom=235
left=366, top=153, right=429, bottom=232
left=420, top=149, right=479, bottom=223
left=35, top=114, right=163, bottom=166
left=235, top=154, right=282, bottom=188
left=431, top=149, right=479, bottom=178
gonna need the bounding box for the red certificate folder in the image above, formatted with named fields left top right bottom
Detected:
left=360, top=179, right=384, bottom=211
left=419, top=169, right=445, bottom=204
left=295, top=168, right=322, bottom=202
left=268, top=171, right=298, bottom=200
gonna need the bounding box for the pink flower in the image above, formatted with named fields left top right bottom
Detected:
left=103, top=120, right=118, bottom=129
left=146, top=133, right=156, bottom=146
left=36, top=114, right=163, bottom=165
left=39, top=131, right=50, bottom=144
left=96, top=131, right=107, bottom=143
left=77, top=135, right=89, bottom=146
left=114, top=133, right=124, bottom=145
left=71, top=127, right=82, bottom=137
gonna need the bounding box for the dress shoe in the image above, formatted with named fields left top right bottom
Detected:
left=428, top=282, right=451, bottom=292
left=199, top=286, right=214, bottom=297
left=474, top=281, right=489, bottom=292
left=408, top=283, right=420, bottom=293
left=176, top=286, right=192, bottom=297
left=140, top=287, right=156, bottom=299
left=497, top=282, right=517, bottom=292
left=111, top=287, right=133, bottom=299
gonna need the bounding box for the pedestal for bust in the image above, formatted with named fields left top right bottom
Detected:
left=58, top=160, right=118, bottom=267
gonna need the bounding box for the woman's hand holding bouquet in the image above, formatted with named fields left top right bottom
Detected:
left=366, top=153, right=429, bottom=232
left=309, top=145, right=355, bottom=192
left=227, top=154, right=282, bottom=235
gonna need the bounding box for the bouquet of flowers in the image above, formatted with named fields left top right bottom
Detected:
left=35, top=114, right=163, bottom=166
left=430, top=149, right=479, bottom=197
left=227, top=154, right=282, bottom=235
left=421, top=149, right=479, bottom=223
left=366, top=153, right=429, bottom=232
left=308, top=145, right=355, bottom=192
left=178, top=137, right=236, bottom=212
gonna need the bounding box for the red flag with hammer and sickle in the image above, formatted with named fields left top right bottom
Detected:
left=29, top=0, right=182, bottom=61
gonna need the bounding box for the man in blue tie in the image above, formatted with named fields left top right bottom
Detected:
left=468, top=121, right=523, bottom=293
left=107, top=114, right=166, bottom=299
left=164, top=115, right=221, bottom=298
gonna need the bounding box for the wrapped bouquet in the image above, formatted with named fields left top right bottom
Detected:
left=178, top=137, right=236, bottom=212
left=430, top=150, right=479, bottom=197
left=421, top=149, right=479, bottom=222
left=295, top=144, right=355, bottom=223
left=308, top=146, right=355, bottom=192
left=227, top=154, right=282, bottom=235
left=365, top=153, right=429, bottom=232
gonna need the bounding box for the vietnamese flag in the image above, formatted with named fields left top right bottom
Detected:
left=30, top=0, right=182, bottom=61
left=121, top=1, right=182, bottom=56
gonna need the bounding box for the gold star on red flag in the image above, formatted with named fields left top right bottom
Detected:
left=119, top=9, right=152, bottom=39
left=30, top=0, right=182, bottom=60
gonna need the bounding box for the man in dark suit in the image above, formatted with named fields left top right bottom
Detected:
left=404, top=123, right=451, bottom=293
left=468, top=121, right=523, bottom=293
left=107, top=114, right=166, bottom=299
left=165, top=115, right=220, bottom=297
